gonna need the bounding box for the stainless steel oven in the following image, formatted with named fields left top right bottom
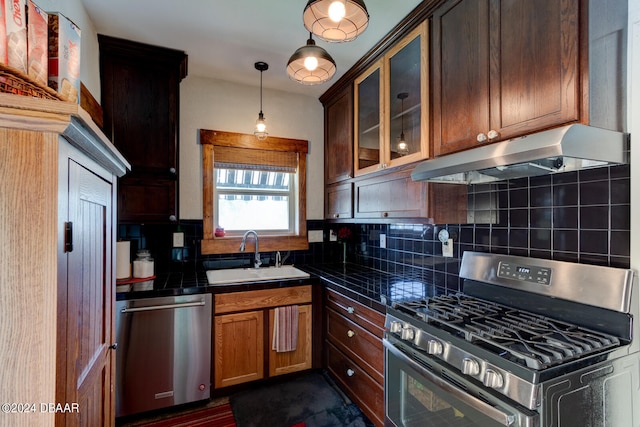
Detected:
left=384, top=252, right=639, bottom=427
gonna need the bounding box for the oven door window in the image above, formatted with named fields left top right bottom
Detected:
left=385, top=341, right=536, bottom=427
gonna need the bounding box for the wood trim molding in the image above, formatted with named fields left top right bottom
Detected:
left=200, top=129, right=309, bottom=255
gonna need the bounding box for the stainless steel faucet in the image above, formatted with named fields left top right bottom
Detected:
left=239, top=230, right=261, bottom=269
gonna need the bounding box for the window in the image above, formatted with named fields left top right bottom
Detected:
left=200, top=129, right=308, bottom=254
left=215, top=168, right=295, bottom=233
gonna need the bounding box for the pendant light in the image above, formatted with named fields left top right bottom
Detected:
left=254, top=61, right=268, bottom=140
left=396, top=92, right=409, bottom=156
left=287, top=33, right=336, bottom=85
left=303, top=0, right=369, bottom=43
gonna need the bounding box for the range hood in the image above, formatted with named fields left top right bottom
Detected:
left=411, top=125, right=629, bottom=184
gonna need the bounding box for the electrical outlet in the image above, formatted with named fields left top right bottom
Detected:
left=442, top=239, right=454, bottom=257
left=329, top=229, right=337, bottom=242
left=308, top=230, right=323, bottom=243
left=172, top=232, right=184, bottom=248
left=380, top=234, right=386, bottom=248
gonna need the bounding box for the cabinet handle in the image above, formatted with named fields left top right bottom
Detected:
left=109, top=343, right=118, bottom=350
left=383, top=212, right=389, bottom=218
left=476, top=133, right=487, bottom=143
left=346, top=306, right=355, bottom=314
left=169, top=215, right=177, bottom=222
left=333, top=213, right=339, bottom=218
left=347, top=330, right=355, bottom=338
left=169, top=167, right=177, bottom=174
left=487, top=130, right=499, bottom=140
left=346, top=368, right=355, bottom=377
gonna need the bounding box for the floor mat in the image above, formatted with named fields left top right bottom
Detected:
left=230, top=371, right=370, bottom=427
left=127, top=403, right=236, bottom=427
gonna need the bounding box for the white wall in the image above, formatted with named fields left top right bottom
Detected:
left=179, top=76, right=325, bottom=220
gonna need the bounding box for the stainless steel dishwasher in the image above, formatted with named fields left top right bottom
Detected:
left=115, top=293, right=212, bottom=417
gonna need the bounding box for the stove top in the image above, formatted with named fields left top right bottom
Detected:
left=393, top=293, right=620, bottom=370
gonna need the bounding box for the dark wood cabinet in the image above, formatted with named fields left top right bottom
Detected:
left=353, top=166, right=467, bottom=223
left=324, top=85, right=353, bottom=184
left=432, top=0, right=580, bottom=156
left=324, top=289, right=385, bottom=427
left=325, top=182, right=353, bottom=220
left=99, top=35, right=187, bottom=223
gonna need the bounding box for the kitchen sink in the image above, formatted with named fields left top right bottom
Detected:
left=206, top=265, right=310, bottom=285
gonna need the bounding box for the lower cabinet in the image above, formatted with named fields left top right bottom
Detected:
left=324, top=289, right=385, bottom=427
left=213, top=286, right=313, bottom=389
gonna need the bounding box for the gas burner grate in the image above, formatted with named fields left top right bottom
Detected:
left=394, top=293, right=621, bottom=369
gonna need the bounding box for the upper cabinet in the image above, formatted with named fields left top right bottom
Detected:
left=99, top=35, right=187, bottom=224
left=325, top=85, right=354, bottom=184
left=432, top=0, right=580, bottom=156
left=354, top=21, right=429, bottom=176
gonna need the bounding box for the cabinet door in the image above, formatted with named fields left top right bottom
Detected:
left=214, top=310, right=264, bottom=388
left=385, top=21, right=429, bottom=168
left=489, top=0, right=579, bottom=139
left=354, top=168, right=427, bottom=219
left=433, top=0, right=580, bottom=156
left=354, top=61, right=383, bottom=175
left=99, top=35, right=186, bottom=224
left=268, top=304, right=313, bottom=377
left=63, top=160, right=114, bottom=426
left=432, top=0, right=491, bottom=156
left=325, top=85, right=353, bottom=184
left=325, top=182, right=353, bottom=220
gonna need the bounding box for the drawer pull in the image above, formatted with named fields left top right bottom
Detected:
left=347, top=330, right=355, bottom=338
left=346, top=368, right=355, bottom=377
left=346, top=306, right=355, bottom=314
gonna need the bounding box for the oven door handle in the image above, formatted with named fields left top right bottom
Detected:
left=384, top=339, right=520, bottom=427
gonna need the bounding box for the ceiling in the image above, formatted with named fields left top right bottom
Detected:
left=80, top=0, right=423, bottom=98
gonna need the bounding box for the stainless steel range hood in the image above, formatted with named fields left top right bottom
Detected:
left=411, top=125, right=628, bottom=184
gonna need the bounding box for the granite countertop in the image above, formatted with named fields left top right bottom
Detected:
left=116, top=263, right=437, bottom=313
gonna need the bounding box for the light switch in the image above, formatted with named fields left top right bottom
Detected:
left=172, top=232, right=184, bottom=248
left=380, top=234, right=386, bottom=248
left=308, top=230, right=323, bottom=243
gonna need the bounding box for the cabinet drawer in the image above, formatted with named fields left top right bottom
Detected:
left=325, top=289, right=384, bottom=338
left=326, top=342, right=384, bottom=427
left=326, top=308, right=383, bottom=384
left=215, top=285, right=312, bottom=314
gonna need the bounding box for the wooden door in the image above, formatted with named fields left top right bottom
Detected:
left=489, top=0, right=580, bottom=139
left=214, top=311, right=264, bottom=388
left=432, top=0, right=490, bottom=156
left=325, top=182, right=353, bottom=220
left=325, top=85, right=353, bottom=184
left=268, top=304, right=313, bottom=377
left=62, top=160, right=114, bottom=426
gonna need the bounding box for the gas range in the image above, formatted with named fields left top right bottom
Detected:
left=384, top=252, right=637, bottom=419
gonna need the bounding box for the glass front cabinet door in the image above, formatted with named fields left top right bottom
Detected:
left=354, top=21, right=429, bottom=177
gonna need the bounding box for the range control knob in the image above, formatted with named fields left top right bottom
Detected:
left=426, top=339, right=443, bottom=355
left=461, top=357, right=480, bottom=376
left=389, top=321, right=403, bottom=333
left=401, top=327, right=415, bottom=341
left=483, top=369, right=504, bottom=389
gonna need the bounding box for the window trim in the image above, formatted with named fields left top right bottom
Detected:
left=200, top=129, right=309, bottom=255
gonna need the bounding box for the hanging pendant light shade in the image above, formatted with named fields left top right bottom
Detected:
left=254, top=61, right=268, bottom=140
left=287, top=34, right=336, bottom=85
left=303, top=0, right=369, bottom=43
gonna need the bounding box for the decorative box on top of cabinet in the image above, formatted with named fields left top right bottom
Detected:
left=98, top=35, right=187, bottom=224
left=354, top=21, right=429, bottom=177
left=0, top=95, right=129, bottom=427
left=324, top=289, right=385, bottom=427
left=431, top=0, right=625, bottom=156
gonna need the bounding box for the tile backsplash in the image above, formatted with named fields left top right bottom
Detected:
left=118, top=164, right=630, bottom=295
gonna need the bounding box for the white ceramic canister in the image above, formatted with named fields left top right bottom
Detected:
left=132, top=249, right=154, bottom=278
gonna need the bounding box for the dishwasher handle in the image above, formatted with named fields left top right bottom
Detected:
left=121, top=299, right=206, bottom=313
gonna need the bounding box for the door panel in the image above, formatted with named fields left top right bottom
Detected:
left=65, top=160, right=113, bottom=426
